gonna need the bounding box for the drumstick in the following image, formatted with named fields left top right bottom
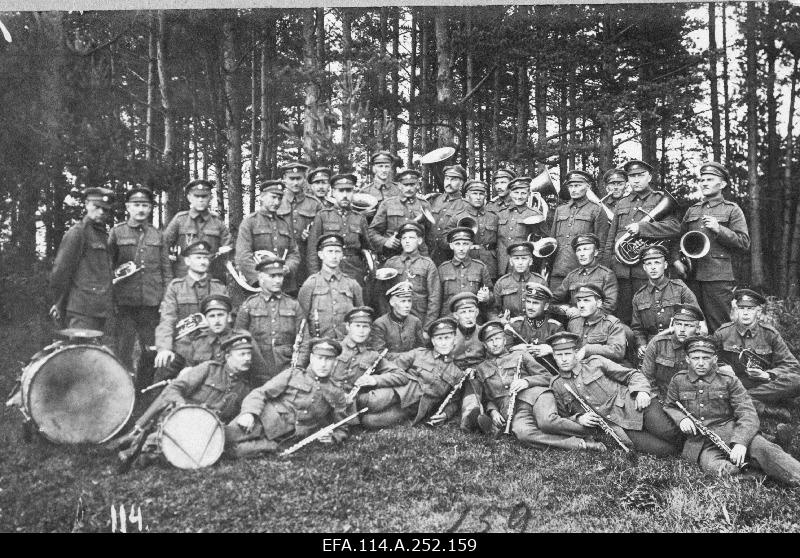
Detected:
left=160, top=428, right=202, bottom=468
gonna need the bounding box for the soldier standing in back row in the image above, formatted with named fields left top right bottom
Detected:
left=601, top=168, right=628, bottom=213
left=486, top=168, right=516, bottom=215
left=496, top=177, right=548, bottom=277
left=368, top=168, right=432, bottom=259
left=277, top=162, right=321, bottom=294
left=358, top=151, right=402, bottom=203
left=447, top=180, right=500, bottom=281
left=428, top=165, right=469, bottom=266
left=307, top=167, right=334, bottom=208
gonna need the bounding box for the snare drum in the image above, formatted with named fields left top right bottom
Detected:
left=20, top=343, right=135, bottom=444
left=157, top=404, right=225, bottom=469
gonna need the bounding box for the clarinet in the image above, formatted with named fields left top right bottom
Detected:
left=563, top=383, right=630, bottom=453
left=504, top=354, right=523, bottom=435
left=426, top=368, right=475, bottom=426
left=346, top=349, right=389, bottom=403
left=291, top=318, right=307, bottom=369
left=674, top=401, right=748, bottom=469
left=280, top=408, right=368, bottom=456
left=312, top=309, right=322, bottom=338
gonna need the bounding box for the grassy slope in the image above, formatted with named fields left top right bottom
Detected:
left=2, top=318, right=800, bottom=533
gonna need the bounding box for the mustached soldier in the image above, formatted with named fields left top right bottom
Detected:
left=485, top=168, right=516, bottom=215
left=446, top=180, right=500, bottom=280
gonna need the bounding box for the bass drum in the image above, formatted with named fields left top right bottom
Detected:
left=20, top=343, right=135, bottom=444
left=158, top=404, right=225, bottom=469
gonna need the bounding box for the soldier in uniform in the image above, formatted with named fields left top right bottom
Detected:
left=367, top=168, right=432, bottom=258
left=601, top=168, right=628, bottom=212
left=549, top=332, right=682, bottom=456
left=307, top=167, right=334, bottom=208
left=670, top=162, right=751, bottom=332
left=153, top=240, right=228, bottom=370
left=640, top=303, right=704, bottom=400
left=298, top=233, right=364, bottom=338
left=428, top=164, right=469, bottom=266
left=665, top=335, right=800, bottom=485
left=631, top=245, right=699, bottom=358
left=226, top=338, right=354, bottom=458
left=505, top=283, right=563, bottom=375
left=713, top=289, right=800, bottom=420
left=492, top=242, right=547, bottom=319
left=307, top=173, right=372, bottom=287
left=496, top=177, right=548, bottom=276
left=471, top=321, right=607, bottom=451
left=49, top=187, right=115, bottom=334
left=277, top=161, right=321, bottom=292
left=163, top=179, right=232, bottom=280
left=234, top=257, right=305, bottom=379
left=549, top=170, right=610, bottom=289
left=358, top=151, right=402, bottom=203
left=566, top=284, right=628, bottom=364
left=236, top=180, right=301, bottom=296
left=551, top=233, right=618, bottom=318
left=446, top=179, right=500, bottom=280
left=438, top=227, right=493, bottom=318
left=486, top=168, right=516, bottom=214
left=353, top=317, right=467, bottom=429
left=603, top=160, right=680, bottom=324
left=108, top=187, right=173, bottom=386
left=383, top=222, right=441, bottom=329
left=368, top=281, right=425, bottom=359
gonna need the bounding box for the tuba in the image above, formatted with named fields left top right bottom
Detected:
left=613, top=192, right=676, bottom=266
left=678, top=230, right=711, bottom=276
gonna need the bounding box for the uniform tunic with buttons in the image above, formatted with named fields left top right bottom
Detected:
left=428, top=193, right=469, bottom=264
left=184, top=327, right=270, bottom=385
left=551, top=262, right=619, bottom=314
left=236, top=209, right=302, bottom=291
left=277, top=190, right=322, bottom=288
left=506, top=316, right=564, bottom=348
left=631, top=277, right=698, bottom=348
left=297, top=268, right=364, bottom=338
left=452, top=326, right=486, bottom=370
left=358, top=180, right=401, bottom=204
left=496, top=205, right=548, bottom=276
left=368, top=312, right=425, bottom=359
left=367, top=195, right=432, bottom=256
left=239, top=367, right=351, bottom=442
left=50, top=215, right=114, bottom=319
left=109, top=220, right=173, bottom=307
left=161, top=360, right=253, bottom=423
left=163, top=209, right=232, bottom=279
left=485, top=196, right=509, bottom=216
left=567, top=311, right=627, bottom=362
left=550, top=356, right=652, bottom=431
left=438, top=257, right=493, bottom=314
left=550, top=198, right=610, bottom=277
left=154, top=274, right=228, bottom=353
left=640, top=330, right=689, bottom=400
left=384, top=252, right=441, bottom=328
left=307, top=206, right=372, bottom=285
left=473, top=349, right=550, bottom=418
left=492, top=271, right=547, bottom=319
left=331, top=337, right=402, bottom=393
left=234, top=291, right=304, bottom=378
left=444, top=206, right=500, bottom=279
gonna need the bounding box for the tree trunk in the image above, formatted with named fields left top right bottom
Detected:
left=341, top=9, right=353, bottom=162
left=515, top=63, right=528, bottom=155
left=222, top=16, right=243, bottom=230
left=491, top=61, right=500, bottom=170
left=391, top=8, right=400, bottom=154
left=465, top=12, right=474, bottom=174
left=157, top=10, right=179, bottom=220
left=146, top=12, right=158, bottom=163
left=764, top=3, right=780, bottom=288
left=745, top=2, right=764, bottom=288
left=782, top=59, right=799, bottom=296
left=250, top=25, right=258, bottom=214
left=258, top=15, right=274, bottom=183
left=378, top=7, right=388, bottom=148
left=534, top=57, right=547, bottom=172
left=722, top=2, right=731, bottom=163
left=434, top=6, right=454, bottom=147
left=708, top=2, right=721, bottom=161
left=302, top=9, right=318, bottom=160
left=420, top=10, right=430, bottom=187
left=407, top=8, right=416, bottom=168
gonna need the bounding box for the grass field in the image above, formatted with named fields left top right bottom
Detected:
left=2, top=316, right=800, bottom=533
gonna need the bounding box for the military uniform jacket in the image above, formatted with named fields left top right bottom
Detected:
left=641, top=330, right=688, bottom=400
left=185, top=327, right=270, bottom=385
left=713, top=321, right=800, bottom=379
left=277, top=190, right=322, bottom=245
left=669, top=194, right=749, bottom=282
left=506, top=316, right=564, bottom=348
left=109, top=220, right=174, bottom=307
left=492, top=271, right=547, bottom=318
left=446, top=206, right=500, bottom=279
left=485, top=196, right=509, bottom=215
left=567, top=311, right=627, bottom=362
left=163, top=209, right=231, bottom=278
left=438, top=257, right=493, bottom=313
left=474, top=349, right=551, bottom=417
left=551, top=356, right=652, bottom=431
left=664, top=365, right=760, bottom=461
left=372, top=347, right=465, bottom=424
left=307, top=207, right=372, bottom=275
left=358, top=180, right=401, bottom=204
left=453, top=326, right=486, bottom=370
left=550, top=197, right=610, bottom=277
left=240, top=367, right=350, bottom=442
left=368, top=312, right=425, bottom=359
left=235, top=210, right=301, bottom=286
left=496, top=205, right=548, bottom=275
left=631, top=277, right=698, bottom=347
left=384, top=252, right=441, bottom=328
left=367, top=195, right=432, bottom=256
left=154, top=273, right=228, bottom=352
left=234, top=291, right=303, bottom=376
left=331, top=336, right=402, bottom=393
left=298, top=268, right=364, bottom=337
left=50, top=216, right=114, bottom=318
left=161, top=360, right=252, bottom=423
left=603, top=188, right=680, bottom=279
left=551, top=262, right=618, bottom=314
left=429, top=193, right=469, bottom=255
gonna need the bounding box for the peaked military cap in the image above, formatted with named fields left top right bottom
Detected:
left=734, top=288, right=766, bottom=307
left=370, top=151, right=401, bottom=166
left=507, top=241, right=534, bottom=257
left=255, top=256, right=286, bottom=274
left=564, top=170, right=594, bottom=186
left=278, top=161, right=309, bottom=175
left=603, top=168, right=628, bottom=183
left=344, top=306, right=375, bottom=324
left=684, top=335, right=717, bottom=355
left=317, top=233, right=345, bottom=251
left=221, top=330, right=254, bottom=352
left=463, top=180, right=488, bottom=195
left=508, top=177, right=532, bottom=191
left=446, top=227, right=475, bottom=244
left=525, top=283, right=554, bottom=301
left=397, top=222, right=424, bottom=238
left=673, top=304, right=705, bottom=322
left=84, top=187, right=114, bottom=208
left=449, top=292, right=479, bottom=313
left=699, top=161, right=730, bottom=182
left=546, top=331, right=581, bottom=350
left=396, top=168, right=422, bottom=183
left=492, top=168, right=517, bottom=181
left=443, top=164, right=467, bottom=181
left=427, top=316, right=458, bottom=338
left=201, top=293, right=232, bottom=314
left=479, top=320, right=505, bottom=342
left=623, top=160, right=653, bottom=175
left=184, top=179, right=214, bottom=197
left=258, top=179, right=285, bottom=195
left=125, top=187, right=154, bottom=204
left=309, top=337, right=342, bottom=357
left=308, top=167, right=332, bottom=183
left=639, top=244, right=669, bottom=262
left=330, top=173, right=357, bottom=189
left=386, top=281, right=413, bottom=299
left=183, top=240, right=212, bottom=257
left=571, top=233, right=601, bottom=250
left=573, top=283, right=604, bottom=301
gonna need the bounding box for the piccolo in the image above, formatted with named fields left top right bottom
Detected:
left=280, top=408, right=368, bottom=457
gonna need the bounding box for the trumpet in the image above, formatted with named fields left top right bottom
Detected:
left=678, top=230, right=711, bottom=276
left=613, top=192, right=676, bottom=266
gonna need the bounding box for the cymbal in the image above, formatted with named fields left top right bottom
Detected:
left=55, top=328, right=104, bottom=340
left=420, top=147, right=455, bottom=165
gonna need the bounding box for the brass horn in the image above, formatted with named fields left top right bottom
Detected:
left=456, top=216, right=478, bottom=236
left=613, top=191, right=676, bottom=266
left=678, top=230, right=711, bottom=275
left=532, top=237, right=558, bottom=259
left=529, top=168, right=560, bottom=199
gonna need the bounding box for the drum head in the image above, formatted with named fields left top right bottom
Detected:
left=25, top=345, right=134, bottom=444
left=160, top=406, right=225, bottom=469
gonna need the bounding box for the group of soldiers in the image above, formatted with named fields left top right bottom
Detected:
left=46, top=152, right=800, bottom=485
